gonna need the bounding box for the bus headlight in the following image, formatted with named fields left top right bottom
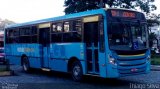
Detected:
left=108, top=55, right=117, bottom=65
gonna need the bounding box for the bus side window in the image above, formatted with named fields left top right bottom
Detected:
left=63, top=21, right=71, bottom=42
left=73, top=19, right=82, bottom=42
left=5, top=30, right=9, bottom=43
left=51, top=22, right=63, bottom=43
left=31, top=26, right=38, bottom=43
left=52, top=24, right=57, bottom=32
left=64, top=22, right=70, bottom=32
left=19, top=27, right=32, bottom=43
left=99, top=21, right=105, bottom=52
left=6, top=29, right=12, bottom=43
left=13, top=28, right=19, bottom=43
left=63, top=20, right=82, bottom=43
left=7, top=29, right=19, bottom=43
left=8, top=30, right=13, bottom=43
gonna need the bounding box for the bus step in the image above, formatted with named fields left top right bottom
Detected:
left=85, top=73, right=100, bottom=77
left=87, top=71, right=100, bottom=75
left=41, top=68, right=51, bottom=72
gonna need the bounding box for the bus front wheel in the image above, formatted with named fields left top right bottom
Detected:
left=71, top=61, right=83, bottom=81
left=22, top=57, right=30, bottom=72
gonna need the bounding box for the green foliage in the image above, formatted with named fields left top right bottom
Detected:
left=64, top=0, right=157, bottom=14
left=151, top=55, right=160, bottom=65
left=64, top=0, right=100, bottom=14
left=149, top=32, right=157, bottom=40
left=147, top=13, right=160, bottom=28
left=149, top=32, right=157, bottom=47
left=0, top=65, right=8, bottom=71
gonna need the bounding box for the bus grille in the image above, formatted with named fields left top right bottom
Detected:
left=115, top=50, right=147, bottom=75
left=117, top=57, right=147, bottom=75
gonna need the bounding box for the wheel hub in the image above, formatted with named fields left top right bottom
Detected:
left=73, top=66, right=80, bottom=76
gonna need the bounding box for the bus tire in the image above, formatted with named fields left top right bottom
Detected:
left=22, top=57, right=30, bottom=72
left=71, top=61, right=83, bottom=82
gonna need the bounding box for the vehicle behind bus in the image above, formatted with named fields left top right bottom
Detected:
left=4, top=8, right=150, bottom=81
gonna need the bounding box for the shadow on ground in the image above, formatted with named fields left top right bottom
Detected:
left=13, top=68, right=138, bottom=89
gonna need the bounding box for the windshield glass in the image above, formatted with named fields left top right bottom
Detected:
left=108, top=22, right=148, bottom=50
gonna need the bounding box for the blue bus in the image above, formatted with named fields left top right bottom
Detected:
left=4, top=8, right=150, bottom=81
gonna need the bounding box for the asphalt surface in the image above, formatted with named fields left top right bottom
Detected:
left=0, top=65, right=160, bottom=89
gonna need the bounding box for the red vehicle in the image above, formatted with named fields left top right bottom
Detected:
left=0, top=34, right=5, bottom=63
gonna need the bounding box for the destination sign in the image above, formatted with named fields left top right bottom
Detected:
left=110, top=10, right=136, bottom=18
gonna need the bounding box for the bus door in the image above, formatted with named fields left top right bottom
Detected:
left=83, top=16, right=100, bottom=74
left=38, top=23, right=50, bottom=68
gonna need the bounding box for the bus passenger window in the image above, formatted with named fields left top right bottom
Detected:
left=52, top=24, right=57, bottom=32
left=64, top=22, right=70, bottom=32
left=51, top=22, right=63, bottom=43
left=52, top=33, right=62, bottom=43
left=32, top=26, right=37, bottom=34
left=19, top=27, right=32, bottom=43
left=31, top=26, right=38, bottom=43
left=57, top=23, right=63, bottom=32
left=63, top=21, right=70, bottom=42
left=63, top=20, right=82, bottom=42
left=7, top=29, right=19, bottom=43
left=6, top=30, right=11, bottom=43
left=73, top=19, right=82, bottom=42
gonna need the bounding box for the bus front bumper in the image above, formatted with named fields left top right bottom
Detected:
left=105, top=61, right=150, bottom=78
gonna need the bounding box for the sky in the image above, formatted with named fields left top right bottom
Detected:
left=0, top=0, right=159, bottom=23
left=0, top=0, right=65, bottom=23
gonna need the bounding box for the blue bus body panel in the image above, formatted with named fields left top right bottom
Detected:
left=50, top=43, right=85, bottom=59
left=29, top=57, right=41, bottom=68
left=5, top=44, right=41, bottom=57
left=5, top=44, right=41, bottom=68
left=49, top=43, right=86, bottom=72
left=49, top=59, right=68, bottom=72
left=99, top=10, right=108, bottom=77
left=4, top=8, right=108, bottom=76
left=43, top=47, right=49, bottom=68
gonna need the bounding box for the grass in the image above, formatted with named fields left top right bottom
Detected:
left=151, top=55, right=160, bottom=65
left=0, top=65, right=8, bottom=71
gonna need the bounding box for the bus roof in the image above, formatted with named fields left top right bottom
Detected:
left=6, top=8, right=106, bottom=29
left=5, top=8, right=143, bottom=29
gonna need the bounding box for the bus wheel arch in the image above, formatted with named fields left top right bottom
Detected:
left=68, top=57, right=79, bottom=72
left=68, top=57, right=83, bottom=81
left=21, top=54, right=27, bottom=65
left=21, top=54, right=30, bottom=72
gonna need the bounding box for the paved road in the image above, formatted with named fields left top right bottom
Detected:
left=0, top=65, right=160, bottom=89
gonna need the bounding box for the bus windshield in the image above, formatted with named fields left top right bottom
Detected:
left=108, top=22, right=148, bottom=50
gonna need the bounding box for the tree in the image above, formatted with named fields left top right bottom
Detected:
left=64, top=0, right=157, bottom=14
left=147, top=13, right=160, bottom=32
left=147, top=13, right=160, bottom=27
left=149, top=32, right=157, bottom=48
left=0, top=18, right=15, bottom=31
left=64, top=0, right=100, bottom=14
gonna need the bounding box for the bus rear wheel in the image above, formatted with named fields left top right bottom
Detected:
left=71, top=61, right=83, bottom=82
left=22, top=57, right=30, bottom=72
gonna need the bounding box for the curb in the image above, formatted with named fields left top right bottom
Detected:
left=0, top=71, right=14, bottom=76
left=151, top=65, right=160, bottom=71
